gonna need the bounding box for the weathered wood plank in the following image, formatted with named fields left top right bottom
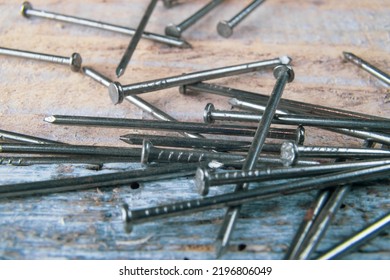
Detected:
left=0, top=0, right=389, bottom=259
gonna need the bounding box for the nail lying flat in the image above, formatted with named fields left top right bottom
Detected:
left=317, top=212, right=390, bottom=260
left=165, top=0, right=224, bottom=38
left=0, top=129, right=64, bottom=145
left=108, top=56, right=292, bottom=104
left=20, top=1, right=190, bottom=49
left=0, top=46, right=81, bottom=72
left=343, top=52, right=390, bottom=86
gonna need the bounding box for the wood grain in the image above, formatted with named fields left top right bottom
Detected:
left=0, top=0, right=389, bottom=259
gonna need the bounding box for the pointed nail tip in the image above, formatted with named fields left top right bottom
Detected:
left=116, top=67, right=124, bottom=78
left=228, top=98, right=239, bottom=106
left=44, top=116, right=55, bottom=123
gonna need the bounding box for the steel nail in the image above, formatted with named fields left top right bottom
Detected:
left=0, top=162, right=204, bottom=199
left=82, top=67, right=203, bottom=139
left=317, top=212, right=390, bottom=260
left=280, top=141, right=390, bottom=166
left=217, top=0, right=266, bottom=38
left=44, top=114, right=300, bottom=141
left=20, top=2, right=191, bottom=49
left=165, top=0, right=224, bottom=37
left=195, top=159, right=390, bottom=196
left=343, top=52, right=390, bottom=86
left=204, top=103, right=390, bottom=132
left=116, top=0, right=158, bottom=78
left=108, top=56, right=292, bottom=104
left=121, top=164, right=390, bottom=233
left=0, top=156, right=135, bottom=166
left=0, top=129, right=64, bottom=145
left=0, top=46, right=81, bottom=72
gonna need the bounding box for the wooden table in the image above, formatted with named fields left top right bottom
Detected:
left=0, top=0, right=389, bottom=259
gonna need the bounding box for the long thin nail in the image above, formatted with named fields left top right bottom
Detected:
left=204, top=103, right=390, bottom=132
left=121, top=164, right=390, bottom=233
left=0, top=46, right=81, bottom=72
left=108, top=56, right=292, bottom=104
left=317, top=212, right=390, bottom=260
left=116, top=0, right=158, bottom=78
left=0, top=143, right=141, bottom=159
left=0, top=156, right=134, bottom=166
left=280, top=141, right=390, bottom=166
left=216, top=65, right=295, bottom=258
left=165, top=0, right=224, bottom=37
left=0, top=162, right=203, bottom=199
left=82, top=67, right=203, bottom=139
left=231, top=98, right=390, bottom=145
left=0, top=129, right=63, bottom=145
left=20, top=2, right=190, bottom=49
left=195, top=159, right=390, bottom=196
left=44, top=114, right=301, bottom=141
left=217, top=0, right=266, bottom=38
left=343, top=52, right=390, bottom=86
left=120, top=133, right=281, bottom=152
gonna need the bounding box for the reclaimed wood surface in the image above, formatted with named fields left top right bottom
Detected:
left=0, top=0, right=389, bottom=259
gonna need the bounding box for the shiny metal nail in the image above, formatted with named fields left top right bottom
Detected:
left=0, top=156, right=134, bottom=166
left=0, top=162, right=203, bottom=198
left=0, top=129, right=63, bottom=145
left=165, top=0, right=224, bottom=37
left=116, top=0, right=158, bottom=77
left=82, top=67, right=202, bottom=139
left=121, top=164, right=390, bottom=233
left=20, top=2, right=190, bottom=49
left=217, top=0, right=266, bottom=38
left=216, top=65, right=295, bottom=257
left=317, top=212, right=390, bottom=260
left=108, top=56, right=292, bottom=104
left=204, top=103, right=390, bottom=132
left=280, top=141, right=390, bottom=166
left=45, top=114, right=300, bottom=141
left=343, top=52, right=390, bottom=86
left=195, top=159, right=390, bottom=196
left=0, top=46, right=81, bottom=72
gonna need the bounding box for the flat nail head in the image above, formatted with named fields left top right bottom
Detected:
left=203, top=103, right=215, bottom=124
left=70, top=53, right=82, bottom=72
left=109, top=82, right=124, bottom=104
left=121, top=203, right=134, bottom=233
left=296, top=125, right=306, bottom=145
left=217, top=20, right=233, bottom=38
left=273, top=65, right=295, bottom=82
left=141, top=139, right=153, bottom=165
left=280, top=141, right=298, bottom=166
left=20, top=1, right=32, bottom=18
left=165, top=24, right=182, bottom=38
left=195, top=167, right=210, bottom=196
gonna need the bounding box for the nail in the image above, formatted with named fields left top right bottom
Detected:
left=0, top=143, right=142, bottom=159
left=82, top=67, right=203, bottom=139
left=108, top=56, right=292, bottom=104
left=343, top=52, right=390, bottom=86
left=0, top=129, right=64, bottom=145
left=0, top=156, right=134, bottom=166
left=280, top=141, right=390, bottom=166
left=195, top=159, right=390, bottom=196
left=216, top=65, right=295, bottom=257
left=163, top=0, right=182, bottom=8
left=0, top=162, right=203, bottom=199
left=231, top=98, right=390, bottom=145
left=21, top=2, right=191, bottom=49
left=217, top=0, right=266, bottom=38
left=317, top=212, right=390, bottom=260
left=284, top=190, right=331, bottom=259
left=0, top=46, right=81, bottom=72
left=121, top=164, right=390, bottom=233
left=165, top=0, right=224, bottom=37
left=116, top=0, right=158, bottom=77
left=204, top=103, right=390, bottom=132
left=120, top=133, right=281, bottom=152
left=44, top=114, right=301, bottom=141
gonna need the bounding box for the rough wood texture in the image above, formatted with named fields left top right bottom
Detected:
left=0, top=0, right=389, bottom=259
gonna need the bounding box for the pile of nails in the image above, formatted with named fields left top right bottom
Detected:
left=1, top=1, right=390, bottom=260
